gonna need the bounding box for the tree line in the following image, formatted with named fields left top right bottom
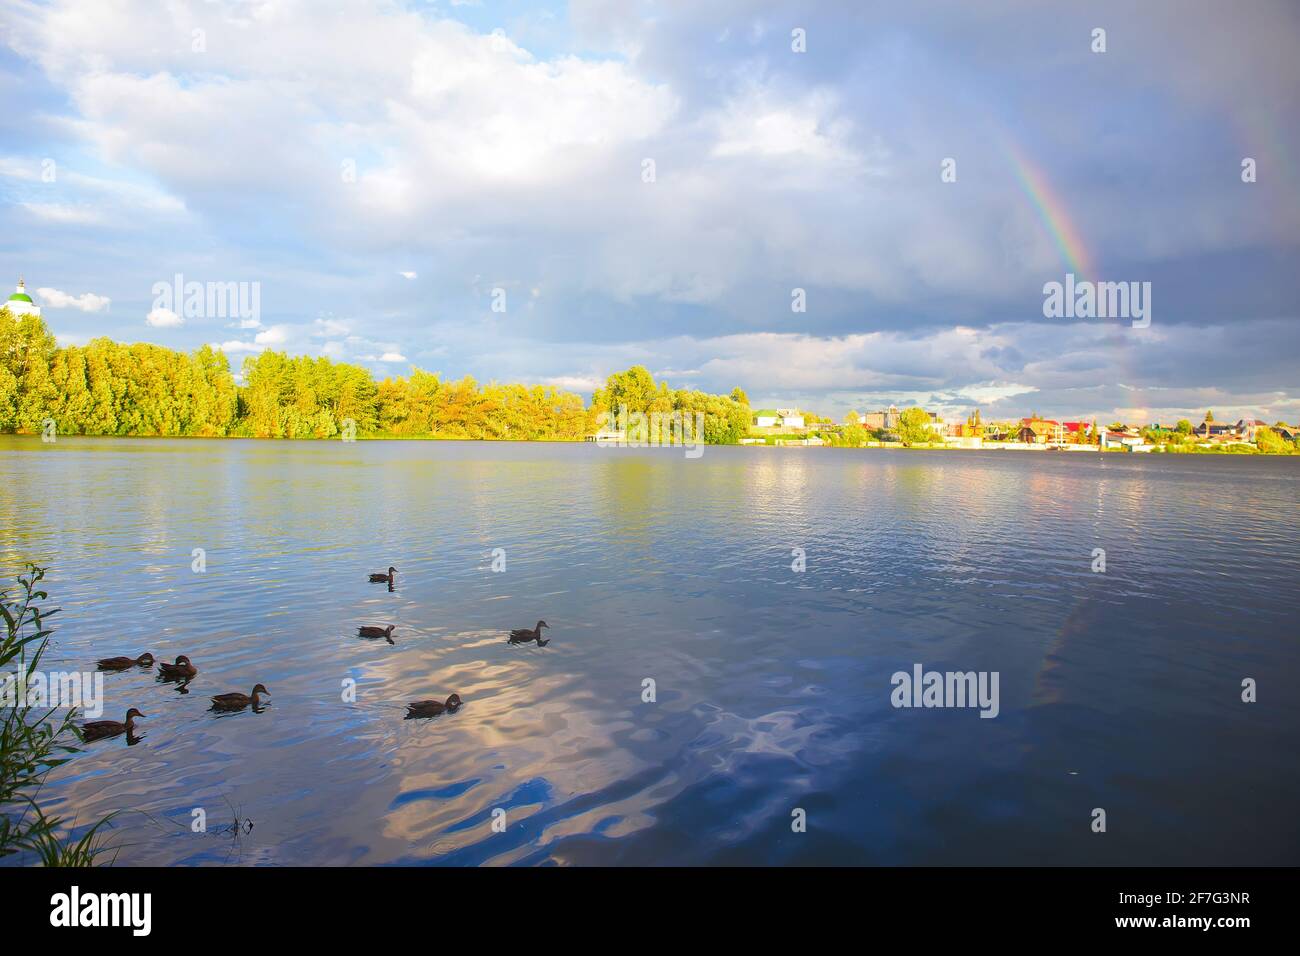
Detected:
left=0, top=309, right=750, bottom=442
left=591, top=364, right=752, bottom=444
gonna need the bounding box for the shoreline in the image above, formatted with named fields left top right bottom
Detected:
left=1, top=432, right=1295, bottom=456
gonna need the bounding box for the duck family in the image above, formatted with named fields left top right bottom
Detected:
left=82, top=562, right=552, bottom=741
left=358, top=564, right=553, bottom=719
left=83, top=651, right=268, bottom=742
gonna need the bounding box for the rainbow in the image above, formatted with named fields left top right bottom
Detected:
left=1002, top=139, right=1097, bottom=282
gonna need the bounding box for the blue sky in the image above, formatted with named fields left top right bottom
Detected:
left=2, top=0, right=1297, bottom=423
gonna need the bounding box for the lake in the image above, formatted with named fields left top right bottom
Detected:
left=1, top=436, right=1296, bottom=865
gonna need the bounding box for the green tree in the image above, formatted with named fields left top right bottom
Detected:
left=841, top=422, right=867, bottom=447
left=897, top=407, right=932, bottom=446
left=594, top=365, right=657, bottom=416
left=0, top=363, right=16, bottom=432
left=1256, top=427, right=1289, bottom=454
left=0, top=325, right=746, bottom=445
left=0, top=309, right=57, bottom=432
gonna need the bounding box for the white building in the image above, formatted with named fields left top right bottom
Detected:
left=1235, top=419, right=1269, bottom=442
left=5, top=278, right=40, bottom=317
left=1101, top=430, right=1151, bottom=452
left=775, top=408, right=804, bottom=429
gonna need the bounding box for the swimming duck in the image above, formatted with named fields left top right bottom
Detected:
left=358, top=624, right=396, bottom=643
left=97, top=652, right=154, bottom=671
left=508, top=620, right=550, bottom=646
left=404, top=693, right=462, bottom=719
left=81, top=708, right=145, bottom=741
left=211, top=684, right=270, bottom=711
left=369, top=566, right=397, bottom=584
left=157, top=655, right=197, bottom=680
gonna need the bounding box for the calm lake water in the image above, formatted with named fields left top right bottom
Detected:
left=1, top=436, right=1297, bottom=866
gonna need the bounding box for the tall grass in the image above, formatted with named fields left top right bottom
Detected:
left=0, top=564, right=114, bottom=865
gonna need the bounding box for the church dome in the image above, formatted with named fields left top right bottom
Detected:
left=5, top=278, right=40, bottom=316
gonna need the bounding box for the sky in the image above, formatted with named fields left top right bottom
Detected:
left=1, top=0, right=1297, bottom=424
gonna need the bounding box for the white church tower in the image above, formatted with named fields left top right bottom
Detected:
left=5, top=277, right=41, bottom=317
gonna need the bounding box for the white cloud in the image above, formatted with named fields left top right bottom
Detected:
left=145, top=307, right=182, bottom=327
left=2, top=157, right=186, bottom=227
left=20, top=203, right=104, bottom=225
left=214, top=339, right=262, bottom=354
left=38, top=288, right=111, bottom=312
left=710, top=89, right=858, bottom=165
left=378, top=352, right=407, bottom=362
left=542, top=375, right=603, bottom=392
left=312, top=318, right=350, bottom=337
left=0, top=157, right=42, bottom=181
left=398, top=271, right=418, bottom=280
left=254, top=325, right=291, bottom=346
left=956, top=382, right=1039, bottom=406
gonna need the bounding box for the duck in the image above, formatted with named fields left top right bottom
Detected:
left=157, top=655, right=197, bottom=680
left=358, top=624, right=396, bottom=643
left=369, top=566, right=397, bottom=584
left=81, top=708, right=145, bottom=741
left=404, top=693, right=462, bottom=719
left=96, top=652, right=154, bottom=671
left=508, top=620, right=550, bottom=646
left=211, top=684, right=270, bottom=711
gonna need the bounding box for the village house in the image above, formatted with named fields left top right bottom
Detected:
left=860, top=405, right=900, bottom=431
left=752, top=408, right=805, bottom=430
left=1101, top=430, right=1152, bottom=452
left=776, top=408, right=805, bottom=429
left=1017, top=418, right=1064, bottom=444
left=943, top=421, right=983, bottom=448
left=1062, top=421, right=1091, bottom=441
left=1234, top=419, right=1270, bottom=442
left=1194, top=420, right=1240, bottom=439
